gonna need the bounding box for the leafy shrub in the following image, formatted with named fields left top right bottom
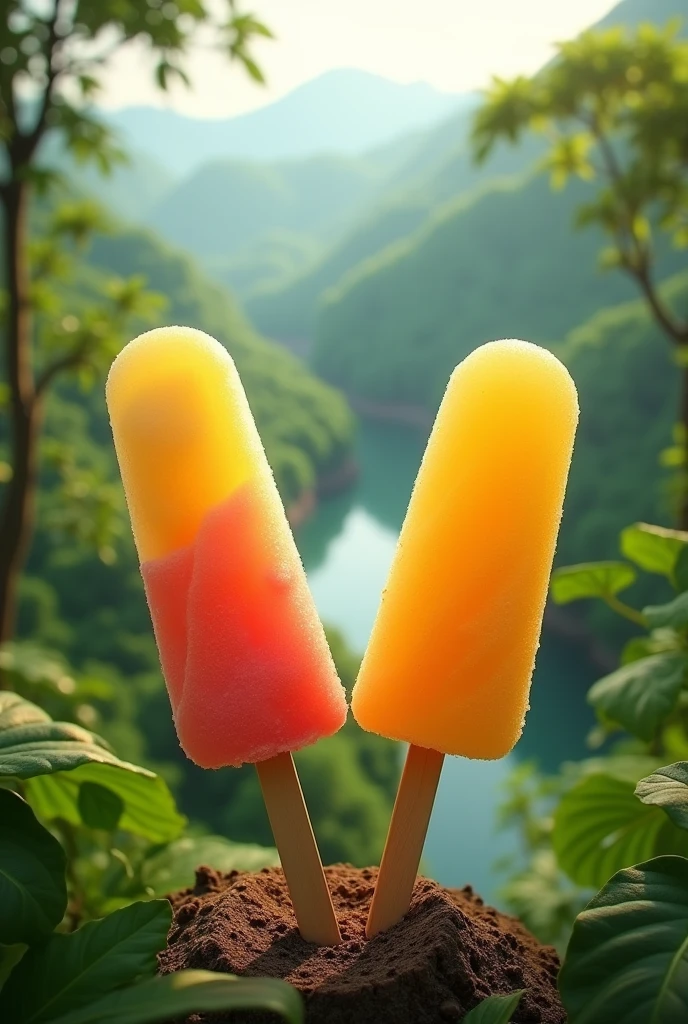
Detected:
left=497, top=520, right=688, bottom=1016
left=0, top=692, right=300, bottom=1023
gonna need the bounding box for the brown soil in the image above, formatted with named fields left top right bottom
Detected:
left=159, top=864, right=564, bottom=1024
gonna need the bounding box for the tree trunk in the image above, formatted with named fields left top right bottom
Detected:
left=681, top=361, right=688, bottom=532
left=0, top=179, right=41, bottom=651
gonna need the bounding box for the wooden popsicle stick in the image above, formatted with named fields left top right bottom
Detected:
left=256, top=750, right=342, bottom=945
left=366, top=743, right=444, bottom=939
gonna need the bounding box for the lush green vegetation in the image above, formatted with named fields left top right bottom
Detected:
left=146, top=152, right=396, bottom=298
left=86, top=220, right=356, bottom=502
left=245, top=2, right=688, bottom=359
left=499, top=522, right=688, bottom=1019
left=247, top=196, right=435, bottom=343
left=312, top=171, right=684, bottom=408
left=206, top=229, right=322, bottom=300
left=558, top=275, right=686, bottom=568
left=0, top=689, right=303, bottom=1023
left=244, top=116, right=542, bottom=347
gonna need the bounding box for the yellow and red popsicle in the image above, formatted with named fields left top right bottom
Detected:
left=106, top=326, right=348, bottom=770
left=353, top=338, right=578, bottom=936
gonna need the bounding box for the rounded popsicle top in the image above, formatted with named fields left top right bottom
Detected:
left=106, top=326, right=262, bottom=562
left=445, top=337, right=578, bottom=431
left=351, top=338, right=579, bottom=760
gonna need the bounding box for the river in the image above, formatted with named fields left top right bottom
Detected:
left=296, top=420, right=597, bottom=904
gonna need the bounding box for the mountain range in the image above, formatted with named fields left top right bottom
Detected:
left=67, top=0, right=688, bottom=590
left=105, top=69, right=467, bottom=177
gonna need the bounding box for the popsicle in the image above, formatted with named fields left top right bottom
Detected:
left=352, top=339, right=578, bottom=937
left=106, top=325, right=347, bottom=944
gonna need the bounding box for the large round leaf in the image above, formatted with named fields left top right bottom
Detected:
left=559, top=856, right=688, bottom=1024
left=644, top=592, right=688, bottom=631
left=0, top=692, right=140, bottom=779
left=0, top=693, right=184, bottom=842
left=142, top=835, right=278, bottom=896
left=620, top=523, right=688, bottom=579
left=26, top=762, right=184, bottom=844
left=553, top=773, right=688, bottom=887
left=47, top=970, right=303, bottom=1024
left=587, top=653, right=688, bottom=742
left=674, top=545, right=688, bottom=593
left=0, top=789, right=67, bottom=945
left=1, top=899, right=171, bottom=1023
left=550, top=561, right=637, bottom=604
left=636, top=763, right=688, bottom=831
left=77, top=781, right=124, bottom=831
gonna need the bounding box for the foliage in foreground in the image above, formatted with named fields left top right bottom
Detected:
left=498, top=521, right=688, bottom=1020
left=0, top=690, right=300, bottom=1023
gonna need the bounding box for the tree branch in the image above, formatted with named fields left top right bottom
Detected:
left=580, top=113, right=688, bottom=344
left=626, top=262, right=688, bottom=345
left=35, top=338, right=92, bottom=396
left=23, top=1, right=64, bottom=159
left=8, top=0, right=64, bottom=171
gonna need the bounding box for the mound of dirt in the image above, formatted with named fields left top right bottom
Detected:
left=159, top=864, right=564, bottom=1023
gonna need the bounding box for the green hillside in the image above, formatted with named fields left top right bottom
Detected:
left=72, top=149, right=176, bottom=222
left=86, top=223, right=355, bottom=502
left=245, top=127, right=545, bottom=346
left=42, top=137, right=177, bottom=222
left=559, top=276, right=685, bottom=570
left=247, top=0, right=688, bottom=353
left=146, top=152, right=398, bottom=284
left=551, top=272, right=687, bottom=639
left=312, top=172, right=686, bottom=408
left=205, top=230, right=323, bottom=300
left=246, top=196, right=435, bottom=346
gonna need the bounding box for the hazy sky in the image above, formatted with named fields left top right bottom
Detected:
left=99, top=0, right=620, bottom=118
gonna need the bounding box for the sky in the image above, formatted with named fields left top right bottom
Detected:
left=99, top=0, right=621, bottom=119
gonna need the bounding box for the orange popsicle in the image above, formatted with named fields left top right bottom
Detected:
left=106, top=326, right=346, bottom=945
left=354, top=338, right=578, bottom=936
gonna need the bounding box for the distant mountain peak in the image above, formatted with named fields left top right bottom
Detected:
left=105, top=69, right=466, bottom=177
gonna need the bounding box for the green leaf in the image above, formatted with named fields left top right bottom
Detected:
left=0, top=695, right=183, bottom=840
left=77, top=781, right=124, bottom=831
left=559, top=856, right=688, bottom=1024
left=0, top=675, right=183, bottom=842
left=1, top=900, right=171, bottom=1024
left=587, top=652, right=688, bottom=741
left=621, top=632, right=680, bottom=665
left=142, top=835, right=278, bottom=897
left=552, top=772, right=688, bottom=888
left=674, top=544, right=688, bottom=592
left=0, top=944, right=27, bottom=991
left=620, top=522, right=688, bottom=580
left=47, top=970, right=303, bottom=1024
left=550, top=561, right=637, bottom=603
left=644, top=591, right=688, bottom=630
left=0, top=690, right=126, bottom=778
left=26, top=762, right=185, bottom=843
left=575, top=755, right=661, bottom=785
left=0, top=789, right=67, bottom=945
left=636, top=762, right=688, bottom=831
left=462, top=990, right=525, bottom=1023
